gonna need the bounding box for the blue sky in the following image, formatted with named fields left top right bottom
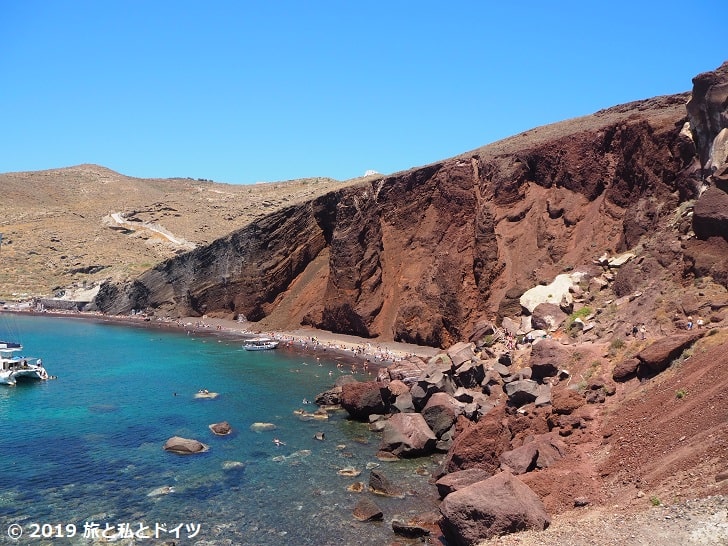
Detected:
left=1, top=1, right=725, bottom=184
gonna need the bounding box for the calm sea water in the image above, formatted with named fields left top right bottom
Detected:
left=0, top=314, right=440, bottom=545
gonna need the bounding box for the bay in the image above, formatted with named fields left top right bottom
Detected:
left=0, top=313, right=439, bottom=545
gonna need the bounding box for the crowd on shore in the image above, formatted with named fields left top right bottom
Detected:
left=173, top=315, right=438, bottom=364
left=6, top=303, right=439, bottom=367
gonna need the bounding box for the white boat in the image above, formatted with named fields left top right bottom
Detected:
left=243, top=338, right=279, bottom=351
left=0, top=341, right=49, bottom=386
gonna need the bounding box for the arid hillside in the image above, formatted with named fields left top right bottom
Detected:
left=0, top=165, right=366, bottom=299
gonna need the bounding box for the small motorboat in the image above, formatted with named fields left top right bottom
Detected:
left=243, top=338, right=279, bottom=351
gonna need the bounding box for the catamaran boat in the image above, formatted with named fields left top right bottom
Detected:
left=242, top=337, right=279, bottom=351
left=0, top=341, right=49, bottom=386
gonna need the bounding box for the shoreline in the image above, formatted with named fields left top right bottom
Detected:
left=2, top=307, right=440, bottom=369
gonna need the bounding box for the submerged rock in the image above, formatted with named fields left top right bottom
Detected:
left=209, top=421, right=232, bottom=436
left=147, top=485, right=175, bottom=497
left=369, top=469, right=404, bottom=498
left=163, top=436, right=209, bottom=455
left=352, top=498, right=383, bottom=522
left=194, top=390, right=219, bottom=399
left=338, top=467, right=361, bottom=477
left=249, top=422, right=277, bottom=432
left=222, top=460, right=246, bottom=471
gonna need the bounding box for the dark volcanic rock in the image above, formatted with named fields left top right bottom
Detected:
left=380, top=412, right=437, bottom=457
left=529, top=340, right=569, bottom=382
left=613, top=357, right=641, bottom=382
left=341, top=381, right=386, bottom=420
left=686, top=61, right=728, bottom=168
left=531, top=303, right=567, bottom=332
left=421, top=392, right=462, bottom=438
left=352, top=499, right=383, bottom=522
left=435, top=468, right=493, bottom=498
left=440, top=472, right=550, bottom=545
left=443, top=404, right=510, bottom=474
left=551, top=388, right=585, bottom=414
left=636, top=332, right=704, bottom=374
left=369, top=469, right=405, bottom=498
left=683, top=237, right=728, bottom=289
left=504, top=379, right=540, bottom=407
left=500, top=434, right=567, bottom=475
left=693, top=186, right=728, bottom=240
left=392, top=512, right=442, bottom=538
left=387, top=357, right=426, bottom=384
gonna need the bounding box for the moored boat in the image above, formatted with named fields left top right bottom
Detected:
left=243, top=338, right=279, bottom=351
left=0, top=342, right=49, bottom=386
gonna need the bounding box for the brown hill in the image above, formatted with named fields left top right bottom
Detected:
left=0, top=164, right=361, bottom=299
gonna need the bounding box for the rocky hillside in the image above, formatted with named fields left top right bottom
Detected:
left=97, top=63, right=728, bottom=348
left=3, top=61, right=727, bottom=545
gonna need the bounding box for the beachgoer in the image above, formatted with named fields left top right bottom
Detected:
left=273, top=438, right=285, bottom=446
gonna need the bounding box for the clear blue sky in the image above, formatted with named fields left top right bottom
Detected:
left=1, top=1, right=725, bottom=184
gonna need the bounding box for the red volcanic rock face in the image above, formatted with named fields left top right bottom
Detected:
left=442, top=404, right=511, bottom=474
left=96, top=65, right=728, bottom=345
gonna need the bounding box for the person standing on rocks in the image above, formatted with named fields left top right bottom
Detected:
left=639, top=324, right=646, bottom=340
left=687, top=316, right=694, bottom=330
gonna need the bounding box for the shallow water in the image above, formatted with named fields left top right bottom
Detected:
left=0, top=314, right=440, bottom=545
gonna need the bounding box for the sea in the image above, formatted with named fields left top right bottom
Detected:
left=0, top=313, right=441, bottom=545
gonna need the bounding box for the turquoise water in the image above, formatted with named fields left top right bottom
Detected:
left=0, top=314, right=440, bottom=545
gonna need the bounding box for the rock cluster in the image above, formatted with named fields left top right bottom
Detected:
left=325, top=327, right=610, bottom=543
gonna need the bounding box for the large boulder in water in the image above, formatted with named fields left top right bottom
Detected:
left=209, top=421, right=232, bottom=436
left=440, top=472, right=550, bottom=545
left=341, top=380, right=386, bottom=420
left=163, top=436, right=209, bottom=454
left=352, top=498, right=384, bottom=522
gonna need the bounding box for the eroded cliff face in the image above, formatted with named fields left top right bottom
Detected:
left=96, top=63, right=728, bottom=347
